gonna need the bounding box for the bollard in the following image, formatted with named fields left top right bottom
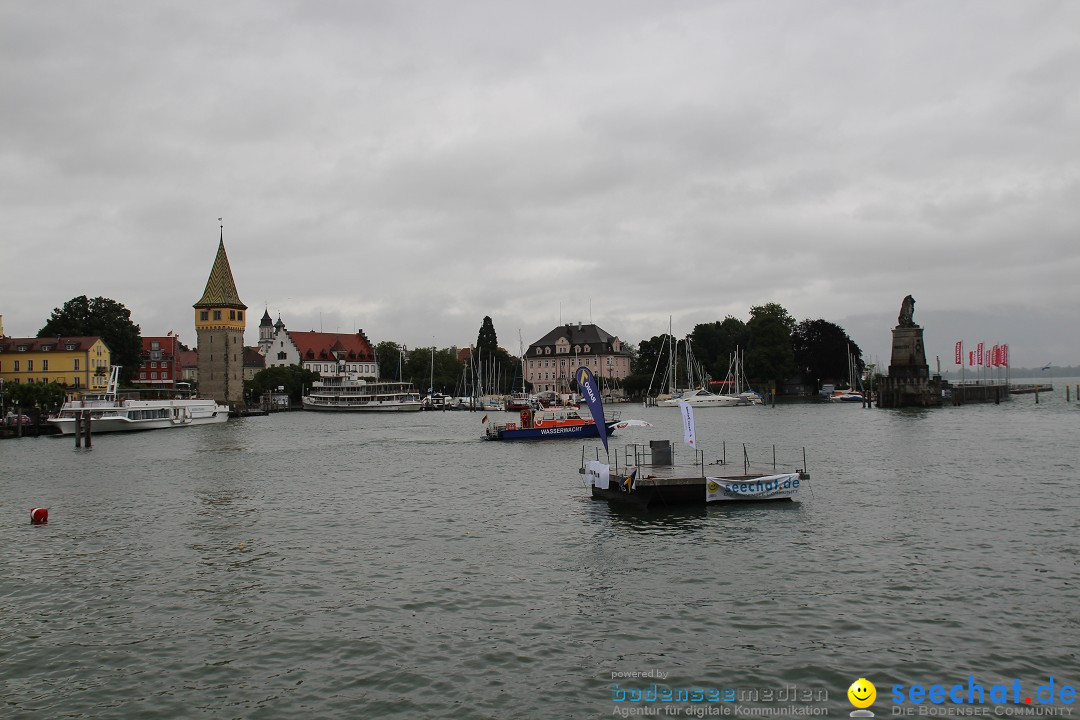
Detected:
left=85, top=413, right=92, bottom=448
left=74, top=413, right=82, bottom=448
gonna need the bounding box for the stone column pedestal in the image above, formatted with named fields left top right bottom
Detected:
left=879, top=325, right=942, bottom=407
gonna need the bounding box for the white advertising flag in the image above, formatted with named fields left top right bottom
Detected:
left=678, top=400, right=696, bottom=448
left=586, top=460, right=610, bottom=490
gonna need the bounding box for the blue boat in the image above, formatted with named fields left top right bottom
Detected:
left=483, top=407, right=619, bottom=441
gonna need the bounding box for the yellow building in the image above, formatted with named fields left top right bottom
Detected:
left=0, top=336, right=111, bottom=390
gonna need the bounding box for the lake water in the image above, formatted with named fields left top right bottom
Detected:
left=2, top=381, right=1078, bottom=718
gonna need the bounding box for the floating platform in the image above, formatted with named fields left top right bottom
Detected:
left=581, top=440, right=809, bottom=509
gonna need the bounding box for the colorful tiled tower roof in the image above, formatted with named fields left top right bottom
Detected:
left=194, top=230, right=246, bottom=309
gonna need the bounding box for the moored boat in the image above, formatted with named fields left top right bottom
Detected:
left=48, top=366, right=229, bottom=434
left=657, top=388, right=745, bottom=407
left=303, top=376, right=422, bottom=411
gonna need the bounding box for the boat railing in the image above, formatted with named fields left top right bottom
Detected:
left=582, top=439, right=809, bottom=478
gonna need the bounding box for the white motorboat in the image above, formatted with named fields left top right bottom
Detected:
left=657, top=388, right=745, bottom=407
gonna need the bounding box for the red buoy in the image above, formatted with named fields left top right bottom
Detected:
left=30, top=507, right=48, bottom=524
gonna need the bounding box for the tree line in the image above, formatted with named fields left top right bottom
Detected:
left=623, top=302, right=864, bottom=397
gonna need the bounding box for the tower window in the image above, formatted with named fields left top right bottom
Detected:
left=201, top=311, right=209, bottom=321
left=238, top=311, right=243, bottom=321
left=213, top=310, right=222, bottom=320
left=229, top=310, right=236, bottom=320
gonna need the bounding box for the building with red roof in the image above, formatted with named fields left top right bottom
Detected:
left=136, top=334, right=182, bottom=389
left=263, top=317, right=378, bottom=379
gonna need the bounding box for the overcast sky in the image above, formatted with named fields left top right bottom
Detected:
left=3, top=1, right=1078, bottom=371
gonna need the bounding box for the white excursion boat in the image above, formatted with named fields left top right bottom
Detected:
left=303, top=375, right=422, bottom=412
left=48, top=367, right=229, bottom=434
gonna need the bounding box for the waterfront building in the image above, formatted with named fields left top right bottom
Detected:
left=243, top=346, right=265, bottom=381
left=135, top=334, right=181, bottom=389
left=262, top=317, right=377, bottom=379
left=178, top=349, right=199, bottom=385
left=0, top=335, right=111, bottom=390
left=193, top=228, right=247, bottom=407
left=525, top=323, right=632, bottom=397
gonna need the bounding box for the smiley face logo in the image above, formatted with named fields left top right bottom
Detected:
left=848, top=678, right=876, bottom=709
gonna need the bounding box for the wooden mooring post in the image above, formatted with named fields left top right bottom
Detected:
left=75, top=411, right=93, bottom=448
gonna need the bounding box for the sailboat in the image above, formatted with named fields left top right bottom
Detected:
left=828, top=346, right=864, bottom=403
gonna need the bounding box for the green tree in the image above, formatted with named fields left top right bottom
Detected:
left=690, top=317, right=749, bottom=379
left=476, top=316, right=499, bottom=356
left=374, top=340, right=405, bottom=380
left=4, top=381, right=67, bottom=414
left=38, top=296, right=142, bottom=385
left=244, top=365, right=322, bottom=404
left=746, top=302, right=796, bottom=388
left=471, top=317, right=520, bottom=393
left=633, top=334, right=672, bottom=376
left=404, top=347, right=464, bottom=395
left=792, top=319, right=864, bottom=390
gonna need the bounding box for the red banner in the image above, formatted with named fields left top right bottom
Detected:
left=992, top=345, right=1001, bottom=367
left=1002, top=344, right=1009, bottom=366
left=969, top=351, right=975, bottom=366
left=977, top=342, right=984, bottom=363
left=955, top=341, right=963, bottom=365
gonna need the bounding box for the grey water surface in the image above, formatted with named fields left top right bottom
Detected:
left=2, top=386, right=1077, bottom=718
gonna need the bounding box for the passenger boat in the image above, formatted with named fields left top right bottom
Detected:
left=48, top=366, right=229, bottom=434
left=581, top=439, right=808, bottom=509
left=303, top=375, right=422, bottom=412
left=484, top=407, right=620, bottom=441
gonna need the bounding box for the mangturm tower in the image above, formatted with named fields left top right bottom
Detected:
left=194, top=226, right=247, bottom=407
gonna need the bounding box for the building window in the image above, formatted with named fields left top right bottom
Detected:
left=200, top=311, right=209, bottom=321
left=151, top=341, right=160, bottom=351
left=151, top=372, right=157, bottom=380
left=42, top=360, right=48, bottom=371
left=74, top=377, right=80, bottom=388
left=229, top=310, right=236, bottom=320
left=27, top=360, right=33, bottom=371
left=140, top=372, right=146, bottom=380
left=213, top=310, right=222, bottom=320
left=151, top=361, right=157, bottom=368
left=74, top=359, right=80, bottom=370
left=42, top=345, right=53, bottom=352
left=17, top=345, right=28, bottom=352
left=277, top=352, right=287, bottom=360
left=238, top=311, right=243, bottom=321
left=66, top=344, right=76, bottom=350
